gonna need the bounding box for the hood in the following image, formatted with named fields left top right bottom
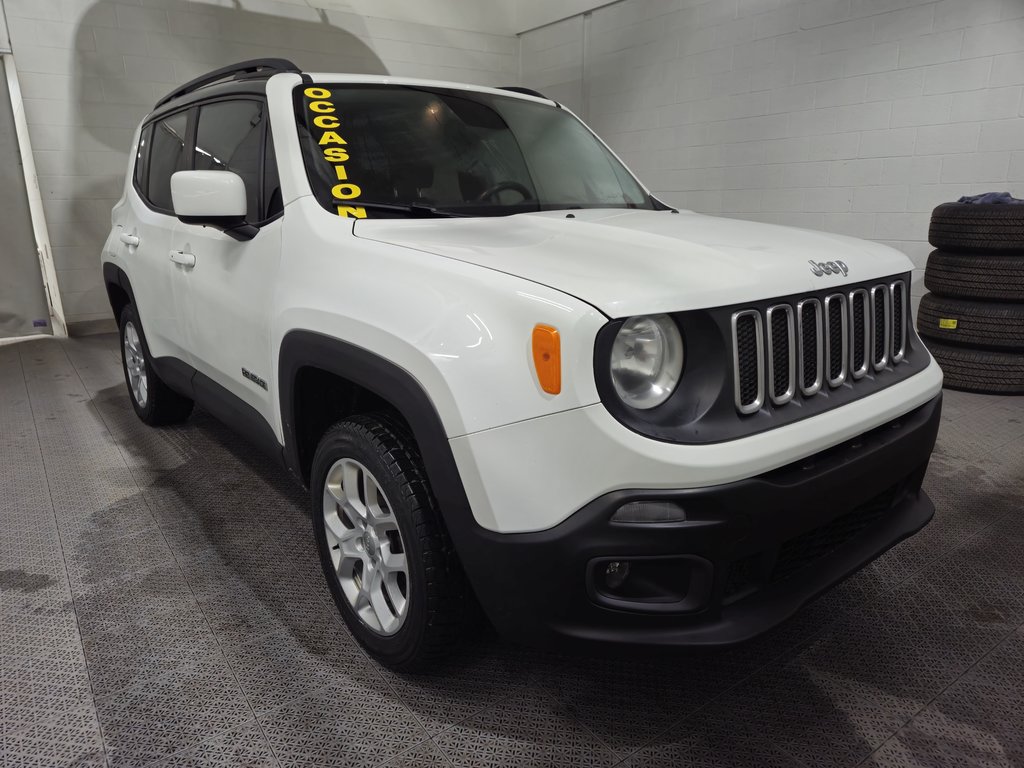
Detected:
left=353, top=209, right=913, bottom=318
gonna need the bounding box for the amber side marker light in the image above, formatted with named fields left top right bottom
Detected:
left=532, top=324, right=561, bottom=394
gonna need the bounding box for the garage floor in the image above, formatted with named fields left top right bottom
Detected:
left=2, top=334, right=1023, bottom=768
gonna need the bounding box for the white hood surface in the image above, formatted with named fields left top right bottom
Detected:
left=354, top=209, right=913, bottom=318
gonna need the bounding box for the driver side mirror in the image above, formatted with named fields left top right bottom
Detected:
left=170, top=171, right=258, bottom=241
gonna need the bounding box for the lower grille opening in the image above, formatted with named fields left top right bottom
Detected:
left=770, top=483, right=900, bottom=583
left=722, top=480, right=906, bottom=604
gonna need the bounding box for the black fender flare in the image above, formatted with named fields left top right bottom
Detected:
left=103, top=262, right=137, bottom=314
left=277, top=329, right=478, bottom=552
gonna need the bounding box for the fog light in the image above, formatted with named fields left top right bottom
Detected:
left=605, top=560, right=630, bottom=589
left=611, top=501, right=687, bottom=523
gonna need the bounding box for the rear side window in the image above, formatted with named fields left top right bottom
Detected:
left=133, top=123, right=153, bottom=192
left=146, top=111, right=188, bottom=211
left=194, top=100, right=264, bottom=222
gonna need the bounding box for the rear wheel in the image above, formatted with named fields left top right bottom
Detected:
left=118, top=304, right=193, bottom=425
left=312, top=413, right=470, bottom=670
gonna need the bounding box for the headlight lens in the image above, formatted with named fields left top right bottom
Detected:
left=609, top=314, right=684, bottom=409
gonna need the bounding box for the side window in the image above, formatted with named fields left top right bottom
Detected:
left=147, top=111, right=188, bottom=211
left=133, top=123, right=153, bottom=193
left=194, top=100, right=265, bottom=222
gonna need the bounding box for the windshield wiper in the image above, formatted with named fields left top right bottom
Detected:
left=333, top=200, right=466, bottom=218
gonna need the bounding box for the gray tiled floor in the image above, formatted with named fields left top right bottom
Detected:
left=2, top=333, right=1023, bottom=767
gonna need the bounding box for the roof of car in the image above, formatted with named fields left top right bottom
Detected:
left=148, top=58, right=555, bottom=123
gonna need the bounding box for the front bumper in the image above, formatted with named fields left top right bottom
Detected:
left=456, top=393, right=941, bottom=650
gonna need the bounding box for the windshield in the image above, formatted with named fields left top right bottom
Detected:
left=294, top=84, right=656, bottom=218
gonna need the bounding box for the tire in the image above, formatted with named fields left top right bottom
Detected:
left=924, top=250, right=1024, bottom=302
left=925, top=340, right=1024, bottom=394
left=118, top=304, right=194, bottom=425
left=312, top=413, right=471, bottom=671
left=917, top=293, right=1024, bottom=351
left=929, top=202, right=1024, bottom=254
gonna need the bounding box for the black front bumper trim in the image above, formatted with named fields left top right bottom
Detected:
left=458, top=393, right=942, bottom=652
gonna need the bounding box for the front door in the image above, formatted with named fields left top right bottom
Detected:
left=170, top=99, right=282, bottom=433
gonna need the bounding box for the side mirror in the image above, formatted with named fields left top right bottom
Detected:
left=170, top=170, right=257, bottom=241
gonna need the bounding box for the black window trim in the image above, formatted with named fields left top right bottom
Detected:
left=133, top=107, right=192, bottom=217
left=132, top=93, right=283, bottom=228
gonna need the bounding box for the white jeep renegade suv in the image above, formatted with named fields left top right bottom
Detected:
left=102, top=59, right=944, bottom=670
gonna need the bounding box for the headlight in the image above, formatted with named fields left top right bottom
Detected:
left=609, top=314, right=684, bottom=409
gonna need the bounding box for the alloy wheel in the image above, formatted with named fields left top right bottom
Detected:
left=322, top=458, right=410, bottom=635
left=123, top=321, right=148, bottom=409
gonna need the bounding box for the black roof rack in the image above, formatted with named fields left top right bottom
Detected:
left=155, top=59, right=302, bottom=109
left=498, top=86, right=549, bottom=100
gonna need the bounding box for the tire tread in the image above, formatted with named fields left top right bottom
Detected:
left=924, top=250, right=1024, bottom=302
left=926, top=340, right=1024, bottom=394
left=917, top=294, right=1024, bottom=351
left=928, top=203, right=1024, bottom=254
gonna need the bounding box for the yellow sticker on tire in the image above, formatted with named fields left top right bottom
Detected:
left=938, top=318, right=958, bottom=329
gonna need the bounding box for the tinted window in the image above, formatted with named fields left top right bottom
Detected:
left=147, top=111, right=188, bottom=211
left=194, top=100, right=264, bottom=222
left=294, top=85, right=653, bottom=218
left=133, top=123, right=153, bottom=192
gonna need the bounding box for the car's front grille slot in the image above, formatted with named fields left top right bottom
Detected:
left=824, top=294, right=847, bottom=387
left=797, top=299, right=822, bottom=396
left=871, top=284, right=890, bottom=370
left=730, top=277, right=908, bottom=415
left=891, top=280, right=906, bottom=363
left=731, top=310, right=764, bottom=414
left=766, top=305, right=795, bottom=405
left=849, top=289, right=870, bottom=379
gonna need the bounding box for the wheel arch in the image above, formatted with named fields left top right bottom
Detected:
left=278, top=330, right=477, bottom=541
left=103, top=262, right=136, bottom=322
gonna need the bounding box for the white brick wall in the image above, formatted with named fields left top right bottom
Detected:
left=1, top=0, right=517, bottom=326
left=521, top=0, right=1024, bottom=304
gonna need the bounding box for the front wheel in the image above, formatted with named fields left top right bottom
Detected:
left=312, top=414, right=471, bottom=670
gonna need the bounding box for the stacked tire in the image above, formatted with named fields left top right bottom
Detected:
left=918, top=202, right=1024, bottom=394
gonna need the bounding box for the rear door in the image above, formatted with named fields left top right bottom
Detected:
left=115, top=110, right=191, bottom=361
left=170, top=98, right=282, bottom=430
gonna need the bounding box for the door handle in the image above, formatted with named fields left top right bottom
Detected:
left=169, top=250, right=196, bottom=268
left=119, top=232, right=140, bottom=247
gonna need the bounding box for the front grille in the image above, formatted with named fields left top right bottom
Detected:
left=731, top=280, right=907, bottom=415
